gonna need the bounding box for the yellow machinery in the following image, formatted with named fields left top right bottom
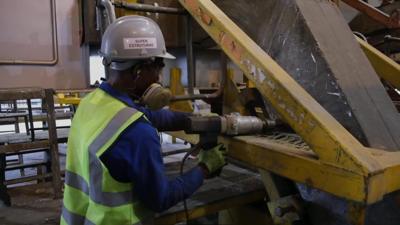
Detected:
left=358, top=37, right=400, bottom=89
left=70, top=0, right=400, bottom=224
left=176, top=0, right=400, bottom=224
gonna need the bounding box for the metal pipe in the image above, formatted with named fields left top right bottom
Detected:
left=0, top=0, right=58, bottom=65
left=384, top=35, right=400, bottom=42
left=99, top=0, right=116, bottom=24
left=96, top=0, right=116, bottom=36
left=171, top=93, right=219, bottom=101
left=221, top=114, right=265, bottom=135
left=96, top=0, right=116, bottom=80
left=95, top=6, right=102, bottom=31
left=170, top=52, right=227, bottom=101
left=353, top=32, right=367, bottom=42
left=185, top=15, right=195, bottom=95
left=114, top=2, right=186, bottom=15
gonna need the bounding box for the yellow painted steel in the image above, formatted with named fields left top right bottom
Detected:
left=178, top=0, right=378, bottom=174
left=55, top=90, right=92, bottom=105
left=169, top=130, right=400, bottom=203
left=357, top=36, right=400, bottom=89
left=178, top=0, right=400, bottom=204
left=169, top=68, right=194, bottom=112
left=118, top=0, right=138, bottom=16
left=223, top=69, right=248, bottom=115
left=221, top=136, right=367, bottom=202
left=55, top=93, right=81, bottom=105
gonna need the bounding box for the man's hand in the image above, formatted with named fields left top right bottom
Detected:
left=198, top=144, right=227, bottom=178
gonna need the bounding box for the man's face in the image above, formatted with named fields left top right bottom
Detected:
left=129, top=59, right=164, bottom=98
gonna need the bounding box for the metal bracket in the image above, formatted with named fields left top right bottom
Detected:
left=267, top=195, right=304, bottom=225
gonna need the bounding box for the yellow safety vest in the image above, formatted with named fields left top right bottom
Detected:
left=61, top=88, right=153, bottom=225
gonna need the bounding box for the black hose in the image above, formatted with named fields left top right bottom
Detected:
left=179, top=145, right=200, bottom=223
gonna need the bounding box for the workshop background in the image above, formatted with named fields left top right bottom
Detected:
left=0, top=0, right=399, bottom=225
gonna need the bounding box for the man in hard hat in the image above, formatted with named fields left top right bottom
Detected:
left=61, top=15, right=226, bottom=225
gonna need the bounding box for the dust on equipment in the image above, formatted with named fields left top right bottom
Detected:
left=1, top=0, right=400, bottom=225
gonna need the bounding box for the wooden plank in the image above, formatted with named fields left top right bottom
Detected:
left=0, top=88, right=45, bottom=101
left=0, top=128, right=70, bottom=144
left=155, top=190, right=265, bottom=225
left=0, top=112, right=28, bottom=118
left=155, top=162, right=265, bottom=224
left=5, top=174, right=52, bottom=186
left=5, top=161, right=47, bottom=171
left=43, top=89, right=62, bottom=198
left=30, top=112, right=73, bottom=121
left=0, top=141, right=49, bottom=154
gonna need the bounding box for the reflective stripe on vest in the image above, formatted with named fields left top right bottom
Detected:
left=62, top=88, right=152, bottom=225
left=62, top=205, right=96, bottom=225
left=88, top=107, right=138, bottom=206
left=65, top=107, right=138, bottom=206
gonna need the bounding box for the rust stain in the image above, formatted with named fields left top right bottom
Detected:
left=231, top=42, right=243, bottom=61
left=219, top=32, right=243, bottom=61
left=184, top=0, right=198, bottom=12
left=200, top=11, right=212, bottom=25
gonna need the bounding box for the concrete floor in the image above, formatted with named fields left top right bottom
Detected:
left=0, top=183, right=61, bottom=225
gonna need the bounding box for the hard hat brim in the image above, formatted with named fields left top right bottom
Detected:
left=157, top=52, right=176, bottom=59
left=109, top=60, right=139, bottom=71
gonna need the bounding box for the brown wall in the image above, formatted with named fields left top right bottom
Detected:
left=0, top=0, right=89, bottom=90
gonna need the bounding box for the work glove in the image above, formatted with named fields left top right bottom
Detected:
left=198, top=144, right=227, bottom=178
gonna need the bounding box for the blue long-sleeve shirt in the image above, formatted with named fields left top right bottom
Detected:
left=98, top=82, right=204, bottom=212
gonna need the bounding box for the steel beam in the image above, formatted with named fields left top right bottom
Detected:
left=0, top=88, right=45, bottom=101
left=178, top=0, right=381, bottom=174
left=357, top=36, right=400, bottom=89
left=178, top=0, right=400, bottom=205
left=165, top=130, right=400, bottom=204
left=341, top=0, right=400, bottom=29
left=220, top=135, right=400, bottom=204
left=222, top=135, right=366, bottom=202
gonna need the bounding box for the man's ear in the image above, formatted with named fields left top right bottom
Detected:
left=128, top=64, right=142, bottom=82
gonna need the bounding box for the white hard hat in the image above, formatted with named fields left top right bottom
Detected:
left=100, top=15, right=175, bottom=70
